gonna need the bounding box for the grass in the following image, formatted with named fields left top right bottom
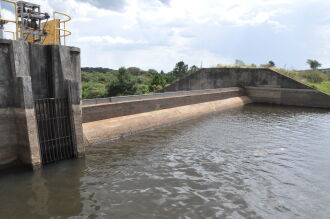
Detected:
left=308, top=82, right=330, bottom=94
left=272, top=68, right=330, bottom=94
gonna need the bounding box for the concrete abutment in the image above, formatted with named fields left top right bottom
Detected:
left=0, top=39, right=84, bottom=168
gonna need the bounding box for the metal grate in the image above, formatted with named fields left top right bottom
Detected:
left=35, top=98, right=77, bottom=165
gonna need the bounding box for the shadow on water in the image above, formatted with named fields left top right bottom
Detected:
left=0, top=158, right=86, bottom=218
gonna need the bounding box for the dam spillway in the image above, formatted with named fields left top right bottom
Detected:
left=0, top=40, right=330, bottom=218
left=0, top=40, right=330, bottom=170
left=81, top=68, right=330, bottom=145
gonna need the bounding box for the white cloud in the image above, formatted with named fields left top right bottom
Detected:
left=77, top=36, right=147, bottom=45
left=2, top=0, right=330, bottom=70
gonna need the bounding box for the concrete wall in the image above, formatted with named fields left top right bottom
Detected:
left=0, top=39, right=84, bottom=168
left=82, top=87, right=244, bottom=123
left=246, top=87, right=330, bottom=108
left=163, top=68, right=330, bottom=108
left=82, top=89, right=234, bottom=105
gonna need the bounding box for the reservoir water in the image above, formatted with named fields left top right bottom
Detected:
left=1, top=104, right=330, bottom=218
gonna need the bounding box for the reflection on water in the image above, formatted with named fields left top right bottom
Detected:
left=1, top=104, right=330, bottom=218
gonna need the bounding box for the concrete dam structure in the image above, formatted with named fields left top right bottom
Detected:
left=82, top=68, right=330, bottom=145
left=0, top=40, right=330, bottom=170
left=0, top=39, right=84, bottom=169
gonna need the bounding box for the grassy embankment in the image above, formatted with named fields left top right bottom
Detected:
left=215, top=65, right=330, bottom=95
left=273, top=68, right=330, bottom=94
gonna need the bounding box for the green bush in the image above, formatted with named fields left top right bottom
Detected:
left=136, top=84, right=150, bottom=95
left=82, top=82, right=107, bottom=99
left=300, top=70, right=327, bottom=83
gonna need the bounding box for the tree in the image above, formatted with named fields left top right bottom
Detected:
left=307, top=59, right=322, bottom=70
left=261, top=61, right=276, bottom=68
left=82, top=82, right=107, bottom=99
left=268, top=61, right=275, bottom=67
left=127, top=67, right=142, bottom=75
left=107, top=67, right=137, bottom=96
left=188, top=65, right=199, bottom=74
left=150, top=73, right=166, bottom=91
left=235, top=59, right=245, bottom=66
left=147, top=69, right=159, bottom=75
left=173, top=61, right=188, bottom=78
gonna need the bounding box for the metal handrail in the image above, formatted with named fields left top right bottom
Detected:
left=53, top=11, right=71, bottom=45
left=0, top=0, right=19, bottom=40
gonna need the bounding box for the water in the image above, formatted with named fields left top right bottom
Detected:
left=1, top=104, right=330, bottom=218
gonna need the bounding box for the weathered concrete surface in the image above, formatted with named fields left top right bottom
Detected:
left=164, top=68, right=311, bottom=91
left=83, top=96, right=252, bottom=145
left=246, top=87, right=330, bottom=108
left=83, top=87, right=244, bottom=123
left=83, top=89, right=239, bottom=105
left=0, top=39, right=84, bottom=167
left=163, top=68, right=330, bottom=108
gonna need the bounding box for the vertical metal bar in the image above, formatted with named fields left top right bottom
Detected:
left=65, top=98, right=72, bottom=158
left=52, top=99, right=59, bottom=162
left=59, top=98, right=66, bottom=159
left=61, top=98, right=69, bottom=158
left=43, top=99, right=49, bottom=163
left=58, top=99, right=65, bottom=160
left=55, top=99, right=61, bottom=161
left=51, top=99, right=57, bottom=162
left=66, top=98, right=73, bottom=157
left=47, top=99, right=55, bottom=163
left=55, top=98, right=63, bottom=160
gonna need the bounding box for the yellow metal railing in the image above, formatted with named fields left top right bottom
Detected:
left=0, top=0, right=19, bottom=40
left=53, top=11, right=71, bottom=45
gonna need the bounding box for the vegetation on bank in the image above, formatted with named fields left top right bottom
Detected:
left=82, top=59, right=330, bottom=99
left=82, top=61, right=199, bottom=99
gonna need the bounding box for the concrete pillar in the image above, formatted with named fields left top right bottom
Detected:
left=14, top=77, right=41, bottom=168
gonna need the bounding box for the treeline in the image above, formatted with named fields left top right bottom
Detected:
left=82, top=61, right=199, bottom=99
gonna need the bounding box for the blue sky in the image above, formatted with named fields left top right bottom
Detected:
left=2, top=0, right=330, bottom=71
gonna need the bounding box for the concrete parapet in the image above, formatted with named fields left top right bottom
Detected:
left=83, top=96, right=252, bottom=145
left=83, top=88, right=241, bottom=105
left=82, top=87, right=244, bottom=123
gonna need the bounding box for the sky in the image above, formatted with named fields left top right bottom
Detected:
left=1, top=0, right=330, bottom=71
